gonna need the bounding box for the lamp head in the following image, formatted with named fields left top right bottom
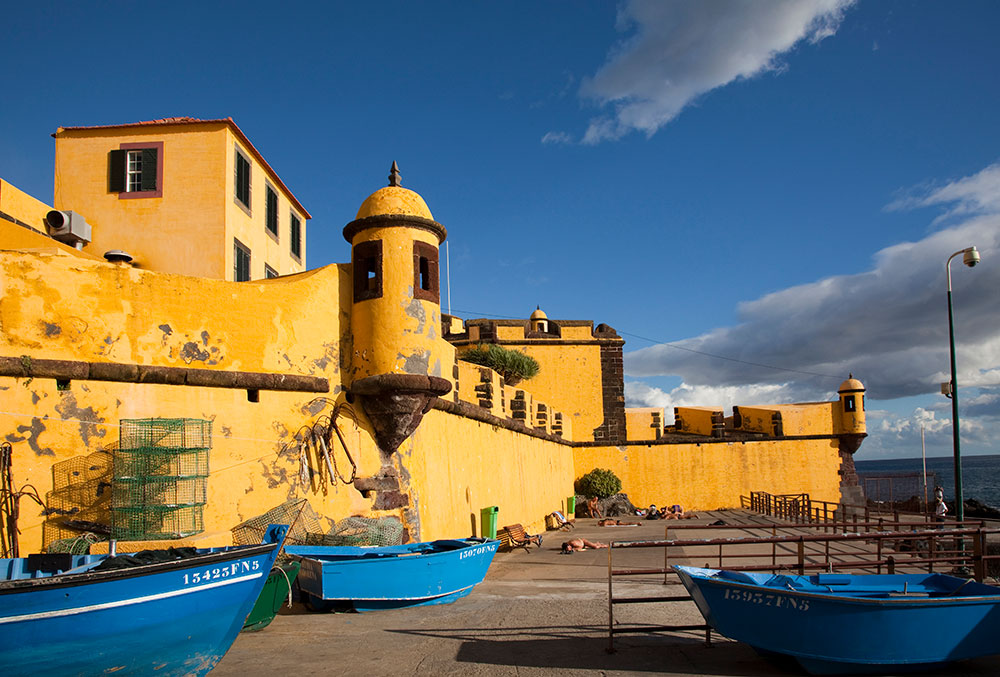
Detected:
left=963, top=246, right=980, bottom=268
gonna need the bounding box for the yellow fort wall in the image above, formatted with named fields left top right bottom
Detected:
left=0, top=179, right=102, bottom=259
left=0, top=250, right=385, bottom=553
left=626, top=407, right=663, bottom=441
left=574, top=438, right=844, bottom=510
left=400, top=410, right=576, bottom=539
left=501, top=342, right=604, bottom=441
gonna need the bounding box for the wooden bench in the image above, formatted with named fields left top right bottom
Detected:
left=498, top=523, right=542, bottom=551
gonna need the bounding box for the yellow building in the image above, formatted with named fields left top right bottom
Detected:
left=52, top=117, right=310, bottom=280
left=0, top=129, right=867, bottom=555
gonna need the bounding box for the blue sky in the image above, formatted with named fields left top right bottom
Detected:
left=2, top=1, right=998, bottom=460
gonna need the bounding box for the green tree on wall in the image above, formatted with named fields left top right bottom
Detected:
left=459, top=344, right=540, bottom=386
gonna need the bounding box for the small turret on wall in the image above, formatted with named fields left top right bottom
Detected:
left=837, top=374, right=867, bottom=508
left=344, top=163, right=451, bottom=455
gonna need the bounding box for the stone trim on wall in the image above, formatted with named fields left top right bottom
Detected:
left=592, top=343, right=626, bottom=443
left=0, top=356, right=329, bottom=392
left=342, top=213, right=447, bottom=244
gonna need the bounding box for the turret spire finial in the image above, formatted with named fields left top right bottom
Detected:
left=388, top=161, right=402, bottom=187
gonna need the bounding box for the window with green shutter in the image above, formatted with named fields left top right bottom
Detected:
left=290, top=212, right=301, bottom=259
left=235, top=148, right=251, bottom=210
left=234, top=239, right=251, bottom=281
left=265, top=185, right=278, bottom=236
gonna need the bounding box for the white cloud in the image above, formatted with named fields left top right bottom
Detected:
left=579, top=0, right=855, bottom=143
left=541, top=131, right=573, bottom=145
left=626, top=379, right=792, bottom=416
left=887, top=163, right=1000, bottom=224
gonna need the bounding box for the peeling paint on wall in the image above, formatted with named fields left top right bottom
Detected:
left=6, top=417, right=53, bottom=456
left=401, top=350, right=430, bottom=375
left=54, top=392, right=107, bottom=448
left=312, top=341, right=339, bottom=373
left=180, top=342, right=210, bottom=363
left=404, top=299, right=426, bottom=333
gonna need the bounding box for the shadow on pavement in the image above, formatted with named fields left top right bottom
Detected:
left=387, top=625, right=789, bottom=675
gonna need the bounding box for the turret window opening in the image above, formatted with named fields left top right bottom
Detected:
left=412, top=241, right=439, bottom=303
left=419, top=257, right=431, bottom=291
left=353, top=240, right=383, bottom=302
left=843, top=395, right=856, bottom=412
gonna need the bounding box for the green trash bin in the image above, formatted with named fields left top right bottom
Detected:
left=480, top=506, right=498, bottom=539
left=567, top=496, right=576, bottom=516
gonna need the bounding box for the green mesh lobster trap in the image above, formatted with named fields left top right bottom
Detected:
left=111, top=418, right=211, bottom=541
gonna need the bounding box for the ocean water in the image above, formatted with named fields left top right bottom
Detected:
left=855, top=454, right=1000, bottom=509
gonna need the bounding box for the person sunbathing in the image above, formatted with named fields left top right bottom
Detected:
left=664, top=504, right=696, bottom=520
left=598, top=518, right=641, bottom=527
left=561, top=538, right=608, bottom=553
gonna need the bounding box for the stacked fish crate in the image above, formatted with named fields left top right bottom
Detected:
left=111, top=418, right=211, bottom=540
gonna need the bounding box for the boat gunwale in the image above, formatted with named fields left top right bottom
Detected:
left=676, top=566, right=1000, bottom=607
left=0, top=542, right=277, bottom=595
left=285, top=538, right=496, bottom=564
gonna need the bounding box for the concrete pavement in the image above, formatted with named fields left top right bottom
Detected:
left=212, top=512, right=1000, bottom=676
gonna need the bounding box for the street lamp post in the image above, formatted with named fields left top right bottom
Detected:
left=945, top=245, right=980, bottom=524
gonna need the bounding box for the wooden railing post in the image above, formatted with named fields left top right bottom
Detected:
left=887, top=555, right=896, bottom=575
left=797, top=537, right=805, bottom=575
left=607, top=544, right=615, bottom=653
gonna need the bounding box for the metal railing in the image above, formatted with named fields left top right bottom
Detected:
left=744, top=490, right=947, bottom=527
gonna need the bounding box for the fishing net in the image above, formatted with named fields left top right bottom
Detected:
left=230, top=498, right=323, bottom=547
left=321, top=516, right=404, bottom=547
left=46, top=533, right=103, bottom=554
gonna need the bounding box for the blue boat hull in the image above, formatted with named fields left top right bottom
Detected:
left=674, top=565, right=1000, bottom=674
left=0, top=524, right=287, bottom=677
left=287, top=537, right=498, bottom=612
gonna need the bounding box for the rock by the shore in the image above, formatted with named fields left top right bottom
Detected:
left=574, top=492, right=639, bottom=518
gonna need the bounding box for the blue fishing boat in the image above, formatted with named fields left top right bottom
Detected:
left=287, top=537, right=498, bottom=611
left=0, top=523, right=288, bottom=677
left=674, top=565, right=1000, bottom=674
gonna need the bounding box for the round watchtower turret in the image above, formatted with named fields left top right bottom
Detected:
left=838, top=375, right=866, bottom=451
left=343, top=163, right=451, bottom=453
left=530, top=306, right=548, bottom=333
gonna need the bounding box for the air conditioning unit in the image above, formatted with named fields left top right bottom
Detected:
left=45, top=210, right=92, bottom=249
